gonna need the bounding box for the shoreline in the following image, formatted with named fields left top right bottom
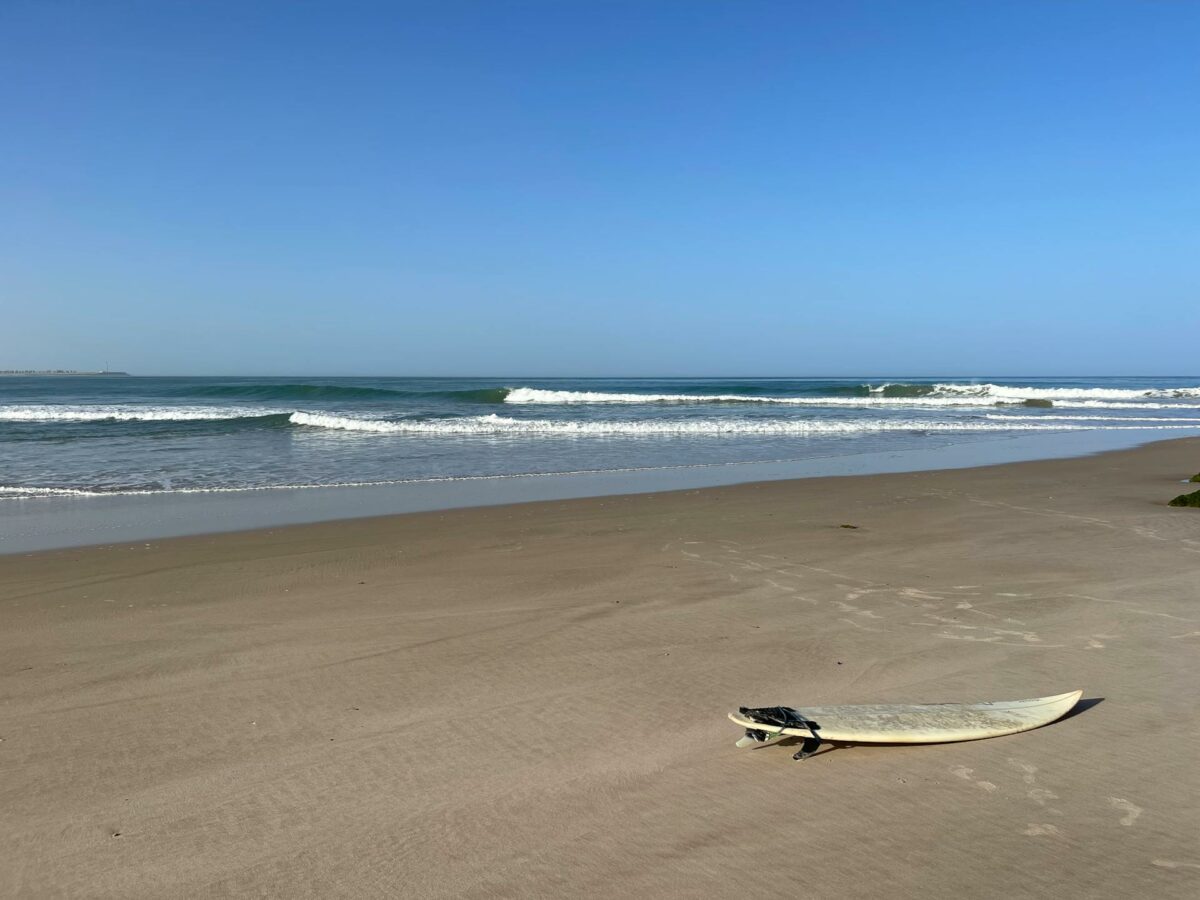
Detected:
left=4, top=428, right=1198, bottom=554
left=2, top=435, right=1198, bottom=896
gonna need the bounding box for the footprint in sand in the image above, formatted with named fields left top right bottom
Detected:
left=1023, top=824, right=1064, bottom=837
left=950, top=765, right=998, bottom=793
left=1007, top=759, right=1038, bottom=784
left=1027, top=789, right=1062, bottom=814
left=1008, top=760, right=1063, bottom=814
left=1109, top=797, right=1142, bottom=826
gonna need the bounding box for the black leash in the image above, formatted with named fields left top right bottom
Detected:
left=738, top=706, right=824, bottom=760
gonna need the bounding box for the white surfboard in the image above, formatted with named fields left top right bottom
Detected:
left=729, top=690, right=1081, bottom=753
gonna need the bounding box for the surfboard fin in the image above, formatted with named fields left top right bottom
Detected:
left=736, top=728, right=771, bottom=748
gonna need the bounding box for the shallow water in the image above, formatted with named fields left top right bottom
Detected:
left=0, top=428, right=1190, bottom=553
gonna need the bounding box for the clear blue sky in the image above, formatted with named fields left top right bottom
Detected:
left=2, top=0, right=1197, bottom=375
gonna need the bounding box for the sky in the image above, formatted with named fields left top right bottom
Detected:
left=1, top=0, right=1197, bottom=376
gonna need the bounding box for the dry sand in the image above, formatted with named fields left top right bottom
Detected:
left=2, top=438, right=1199, bottom=898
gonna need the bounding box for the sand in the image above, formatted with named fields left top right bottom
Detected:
left=2, top=438, right=1199, bottom=898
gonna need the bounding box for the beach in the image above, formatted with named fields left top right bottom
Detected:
left=2, top=437, right=1198, bottom=897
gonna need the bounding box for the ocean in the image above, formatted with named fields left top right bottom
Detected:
left=3, top=375, right=1200, bottom=500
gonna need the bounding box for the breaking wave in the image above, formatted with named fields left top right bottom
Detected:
left=920, top=382, right=1200, bottom=401
left=501, top=386, right=1200, bottom=410
left=288, top=411, right=1199, bottom=436
left=0, top=405, right=290, bottom=424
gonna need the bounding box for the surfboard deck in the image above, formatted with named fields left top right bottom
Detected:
left=730, top=690, right=1081, bottom=748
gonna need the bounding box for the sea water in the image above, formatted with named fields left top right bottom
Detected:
left=3, top=375, right=1200, bottom=499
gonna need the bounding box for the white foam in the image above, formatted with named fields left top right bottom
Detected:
left=0, top=405, right=280, bottom=423
left=0, top=485, right=109, bottom=497
left=1037, top=400, right=1197, bottom=410
left=0, top=456, right=835, bottom=500
left=931, top=382, right=1200, bottom=400
left=502, top=387, right=1200, bottom=410
left=289, top=411, right=1200, bottom=436
left=985, top=413, right=1200, bottom=423
left=505, top=388, right=765, bottom=404
left=744, top=398, right=1193, bottom=410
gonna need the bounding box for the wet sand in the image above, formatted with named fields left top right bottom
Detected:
left=2, top=438, right=1199, bottom=897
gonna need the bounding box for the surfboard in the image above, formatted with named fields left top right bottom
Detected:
left=729, top=690, right=1081, bottom=757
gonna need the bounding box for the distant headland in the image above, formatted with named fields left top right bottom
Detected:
left=0, top=370, right=129, bottom=376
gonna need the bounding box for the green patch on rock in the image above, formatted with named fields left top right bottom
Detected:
left=1168, top=489, right=1200, bottom=508
left=1021, top=398, right=1054, bottom=408
left=1189, top=472, right=1200, bottom=483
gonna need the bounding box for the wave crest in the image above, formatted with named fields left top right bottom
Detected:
left=0, top=405, right=289, bottom=423
left=288, top=411, right=1199, bottom=436
left=930, top=382, right=1200, bottom=400
left=501, top=384, right=1200, bottom=408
